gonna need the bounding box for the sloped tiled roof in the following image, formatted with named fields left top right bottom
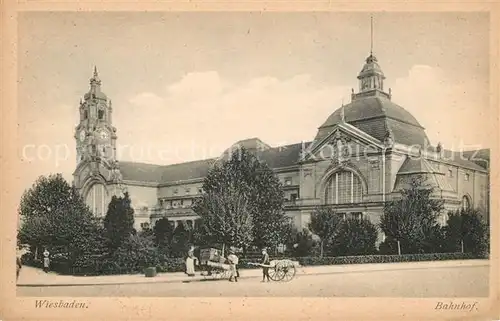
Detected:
left=119, top=141, right=308, bottom=185
left=231, top=137, right=271, bottom=151
left=120, top=159, right=216, bottom=184
left=395, top=158, right=454, bottom=192
left=462, top=148, right=490, bottom=161
left=397, top=157, right=440, bottom=175
left=461, top=149, right=490, bottom=169
left=440, top=149, right=488, bottom=172
left=119, top=161, right=165, bottom=183
left=159, top=158, right=217, bottom=183
left=258, top=142, right=307, bottom=169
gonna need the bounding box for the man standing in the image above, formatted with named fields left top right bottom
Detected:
left=227, top=248, right=239, bottom=282
left=261, top=247, right=270, bottom=282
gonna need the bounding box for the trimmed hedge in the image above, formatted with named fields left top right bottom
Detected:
left=21, top=252, right=487, bottom=275
left=237, top=252, right=485, bottom=269
left=293, top=252, right=484, bottom=266
left=21, top=252, right=185, bottom=276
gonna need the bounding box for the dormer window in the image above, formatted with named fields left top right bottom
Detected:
left=185, top=188, right=191, bottom=195
left=465, top=173, right=470, bottom=181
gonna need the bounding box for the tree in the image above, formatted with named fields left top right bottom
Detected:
left=308, top=206, right=342, bottom=257
left=17, top=174, right=105, bottom=262
left=153, top=217, right=174, bottom=251
left=380, top=175, right=444, bottom=254
left=192, top=184, right=253, bottom=255
left=332, top=218, right=378, bottom=256
left=444, top=208, right=488, bottom=255
left=110, top=233, right=161, bottom=273
left=18, top=174, right=76, bottom=256
left=290, top=228, right=320, bottom=257
left=19, top=174, right=76, bottom=219
left=170, top=223, right=192, bottom=257
left=192, top=218, right=211, bottom=246
left=193, top=148, right=288, bottom=252
left=103, top=192, right=135, bottom=252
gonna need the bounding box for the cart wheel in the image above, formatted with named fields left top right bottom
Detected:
left=212, top=269, right=225, bottom=280
left=268, top=264, right=281, bottom=281
left=281, top=263, right=296, bottom=282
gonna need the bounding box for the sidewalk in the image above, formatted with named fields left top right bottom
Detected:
left=17, top=259, right=488, bottom=287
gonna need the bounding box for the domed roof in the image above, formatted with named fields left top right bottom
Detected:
left=84, top=91, right=108, bottom=100
left=314, top=95, right=430, bottom=147
left=83, top=66, right=108, bottom=101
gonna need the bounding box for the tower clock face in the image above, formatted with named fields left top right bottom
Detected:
left=79, top=130, right=86, bottom=142
left=98, top=129, right=109, bottom=140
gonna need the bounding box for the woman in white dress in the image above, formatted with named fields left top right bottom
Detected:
left=185, top=248, right=197, bottom=277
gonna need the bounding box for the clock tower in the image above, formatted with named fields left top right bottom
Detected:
left=73, top=67, right=124, bottom=217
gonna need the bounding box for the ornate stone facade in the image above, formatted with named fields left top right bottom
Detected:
left=73, top=55, right=490, bottom=244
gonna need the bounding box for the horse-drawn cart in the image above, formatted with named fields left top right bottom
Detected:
left=199, top=247, right=231, bottom=280
left=248, top=259, right=298, bottom=282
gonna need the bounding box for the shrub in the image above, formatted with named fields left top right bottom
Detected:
left=109, top=234, right=163, bottom=273
left=308, top=206, right=343, bottom=257
left=153, top=217, right=174, bottom=251
left=290, top=228, right=320, bottom=257
left=155, top=258, right=186, bottom=273
left=293, top=252, right=484, bottom=266
left=329, top=218, right=377, bottom=256
left=238, top=252, right=484, bottom=269
left=444, top=208, right=489, bottom=256
left=380, top=175, right=445, bottom=254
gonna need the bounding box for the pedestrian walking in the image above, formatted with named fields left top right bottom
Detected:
left=185, top=247, right=198, bottom=277
left=227, top=248, right=239, bottom=282
left=43, top=249, right=50, bottom=273
left=16, top=256, right=22, bottom=281
left=261, top=247, right=270, bottom=282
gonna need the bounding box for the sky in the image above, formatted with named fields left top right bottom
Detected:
left=18, top=12, right=491, bottom=189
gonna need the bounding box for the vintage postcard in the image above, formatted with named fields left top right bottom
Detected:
left=1, top=1, right=499, bottom=320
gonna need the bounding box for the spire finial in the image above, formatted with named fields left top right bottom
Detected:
left=93, top=66, right=98, bottom=78
left=370, top=15, right=374, bottom=56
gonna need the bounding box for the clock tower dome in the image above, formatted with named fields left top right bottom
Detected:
left=73, top=67, right=124, bottom=217
left=75, top=66, right=117, bottom=163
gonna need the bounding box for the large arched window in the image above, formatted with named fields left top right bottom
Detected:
left=324, top=171, right=363, bottom=204
left=85, top=183, right=108, bottom=217
left=461, top=195, right=471, bottom=211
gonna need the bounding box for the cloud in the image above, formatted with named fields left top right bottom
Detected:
left=390, top=64, right=488, bottom=150
left=19, top=66, right=488, bottom=190
left=121, top=71, right=351, bottom=164
left=119, top=67, right=488, bottom=165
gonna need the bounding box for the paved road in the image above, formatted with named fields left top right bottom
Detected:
left=18, top=264, right=488, bottom=297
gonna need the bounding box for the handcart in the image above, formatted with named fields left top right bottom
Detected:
left=199, top=247, right=231, bottom=280
left=248, top=259, right=298, bottom=282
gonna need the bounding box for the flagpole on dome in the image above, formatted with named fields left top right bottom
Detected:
left=370, top=14, right=374, bottom=56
